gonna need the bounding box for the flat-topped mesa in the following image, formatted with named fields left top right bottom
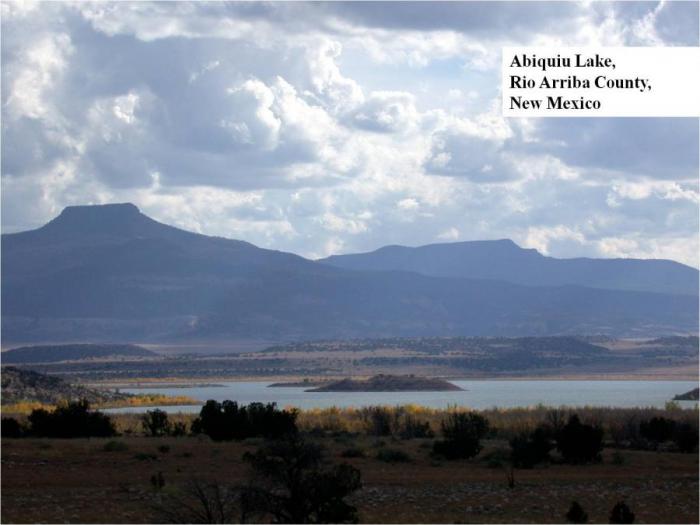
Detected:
left=42, top=203, right=150, bottom=235
left=307, top=374, right=463, bottom=392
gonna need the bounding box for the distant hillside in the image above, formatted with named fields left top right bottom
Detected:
left=320, top=239, right=698, bottom=296
left=1, top=344, right=156, bottom=364
left=1, top=366, right=126, bottom=405
left=673, top=388, right=699, bottom=401
left=2, top=203, right=697, bottom=342
left=308, top=374, right=463, bottom=392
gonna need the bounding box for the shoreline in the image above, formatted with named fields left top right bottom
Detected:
left=91, top=373, right=699, bottom=389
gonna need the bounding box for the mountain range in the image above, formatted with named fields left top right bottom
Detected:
left=2, top=203, right=697, bottom=344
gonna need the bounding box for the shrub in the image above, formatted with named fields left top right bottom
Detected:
left=376, top=448, right=411, bottom=463
left=639, top=416, right=676, bottom=447
left=566, top=501, right=588, bottom=523
left=141, top=409, right=171, bottom=437
left=481, top=447, right=510, bottom=469
left=1, top=417, right=23, bottom=438
left=433, top=412, right=489, bottom=459
left=555, top=415, right=603, bottom=464
left=340, top=447, right=365, bottom=458
left=609, top=501, right=635, bottom=524
left=241, top=437, right=362, bottom=523
left=510, top=425, right=553, bottom=468
left=171, top=421, right=188, bottom=437
left=134, top=452, right=158, bottom=461
left=27, top=400, right=116, bottom=438
left=153, top=479, right=239, bottom=523
left=103, top=440, right=129, bottom=452
left=150, top=471, right=165, bottom=490
left=673, top=422, right=699, bottom=453
left=359, top=406, right=395, bottom=436
left=611, top=451, right=625, bottom=465
left=399, top=416, right=434, bottom=439
left=191, top=400, right=297, bottom=441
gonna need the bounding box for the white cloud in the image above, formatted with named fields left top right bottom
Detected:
left=437, top=227, right=460, bottom=241
left=1, top=1, right=697, bottom=268
left=5, top=32, right=73, bottom=120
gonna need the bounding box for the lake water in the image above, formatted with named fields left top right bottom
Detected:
left=105, top=380, right=698, bottom=413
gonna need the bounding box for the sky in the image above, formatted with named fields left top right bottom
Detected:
left=1, top=1, right=698, bottom=266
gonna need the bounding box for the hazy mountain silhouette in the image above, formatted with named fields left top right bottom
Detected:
left=2, top=203, right=697, bottom=343
left=320, top=240, right=698, bottom=296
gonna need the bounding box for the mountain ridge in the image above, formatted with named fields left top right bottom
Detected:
left=2, top=203, right=697, bottom=343
left=320, top=239, right=697, bottom=296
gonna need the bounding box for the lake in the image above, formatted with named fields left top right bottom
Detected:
left=105, top=380, right=699, bottom=413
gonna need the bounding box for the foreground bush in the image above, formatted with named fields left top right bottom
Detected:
left=1, top=417, right=23, bottom=438
left=639, top=416, right=676, bottom=447
left=433, top=412, right=489, bottom=459
left=141, top=409, right=171, bottom=437
left=565, top=501, right=588, bottom=523
left=241, top=437, right=362, bottom=523
left=28, top=400, right=116, bottom=438
left=609, top=501, right=635, bottom=524
left=673, top=422, right=699, bottom=453
left=191, top=400, right=297, bottom=441
left=555, top=415, right=603, bottom=464
left=376, top=448, right=411, bottom=463
left=510, top=424, right=553, bottom=468
left=154, top=479, right=239, bottom=523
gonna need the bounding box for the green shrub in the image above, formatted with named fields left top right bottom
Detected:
left=673, top=422, right=699, bottom=453
left=609, top=501, right=635, bottom=524
left=376, top=448, right=411, bottom=463
left=481, top=447, right=510, bottom=469
left=171, top=421, right=188, bottom=437
left=566, top=501, right=588, bottom=523
left=134, top=452, right=158, bottom=461
left=340, top=447, right=365, bottom=458
left=433, top=412, right=489, bottom=459
left=399, top=416, right=434, bottom=439
left=1, top=417, right=23, bottom=438
left=142, top=409, right=171, bottom=437
left=28, top=400, right=115, bottom=438
left=556, top=415, right=603, bottom=464
left=639, top=416, right=675, bottom=447
left=191, top=400, right=297, bottom=441
left=241, top=437, right=361, bottom=523
left=510, top=425, right=553, bottom=468
left=103, top=440, right=129, bottom=452
left=611, top=451, right=625, bottom=465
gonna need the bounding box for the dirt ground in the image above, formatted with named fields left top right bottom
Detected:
left=1, top=436, right=698, bottom=524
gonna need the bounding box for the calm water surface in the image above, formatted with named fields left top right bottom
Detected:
left=106, top=380, right=698, bottom=413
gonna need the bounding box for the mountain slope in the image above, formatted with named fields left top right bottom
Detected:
left=1, top=366, right=125, bottom=405
left=1, top=204, right=697, bottom=343
left=319, top=239, right=698, bottom=296
left=1, top=344, right=157, bottom=364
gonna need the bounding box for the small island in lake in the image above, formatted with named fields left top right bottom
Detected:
left=268, top=379, right=327, bottom=388
left=673, top=387, right=699, bottom=401
left=306, top=374, right=463, bottom=392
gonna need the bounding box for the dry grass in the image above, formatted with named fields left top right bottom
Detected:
left=1, top=394, right=199, bottom=415
left=293, top=404, right=698, bottom=439
left=1, top=435, right=697, bottom=523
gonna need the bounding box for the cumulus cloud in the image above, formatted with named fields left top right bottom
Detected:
left=1, top=1, right=698, bottom=268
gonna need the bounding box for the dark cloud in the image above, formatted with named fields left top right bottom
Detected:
left=524, top=118, right=699, bottom=179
